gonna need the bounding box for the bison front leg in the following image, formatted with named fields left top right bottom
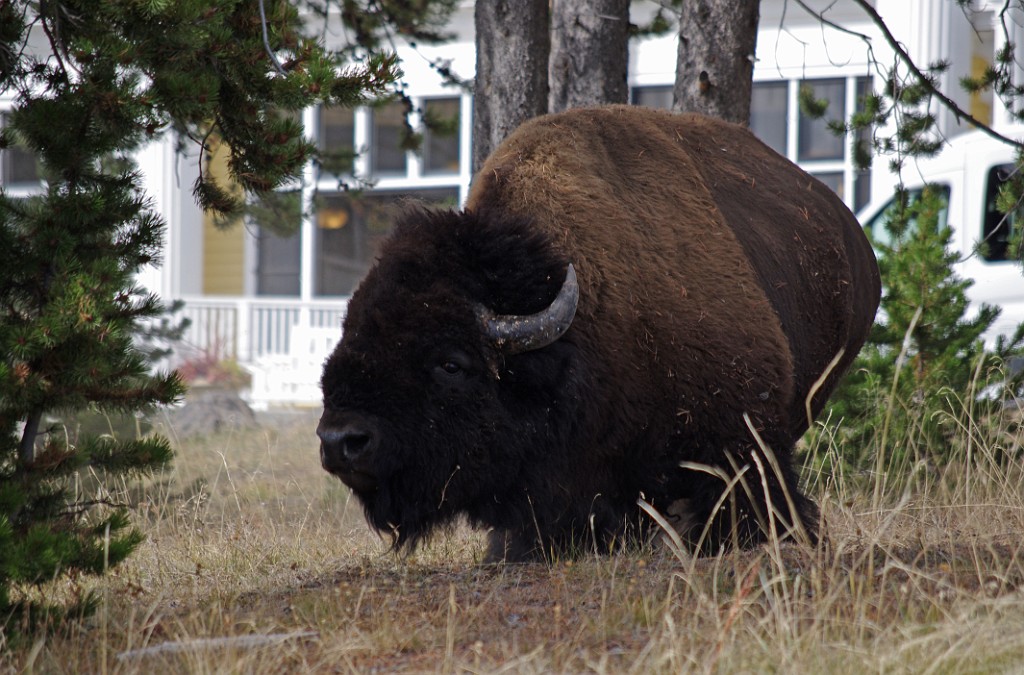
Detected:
left=484, top=528, right=546, bottom=563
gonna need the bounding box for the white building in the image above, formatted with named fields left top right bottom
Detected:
left=2, top=0, right=1020, bottom=407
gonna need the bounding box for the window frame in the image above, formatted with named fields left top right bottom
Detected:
left=627, top=76, right=874, bottom=212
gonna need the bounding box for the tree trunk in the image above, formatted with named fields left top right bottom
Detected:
left=472, top=0, right=550, bottom=174
left=19, top=410, right=40, bottom=464
left=548, top=0, right=630, bottom=113
left=673, top=0, right=759, bottom=125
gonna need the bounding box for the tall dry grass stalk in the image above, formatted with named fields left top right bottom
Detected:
left=2, top=391, right=1023, bottom=673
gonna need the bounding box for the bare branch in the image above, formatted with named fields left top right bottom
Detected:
left=850, top=0, right=1024, bottom=151
left=794, top=0, right=872, bottom=42
left=38, top=0, right=69, bottom=84
left=259, top=0, right=288, bottom=76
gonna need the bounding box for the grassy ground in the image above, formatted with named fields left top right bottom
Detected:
left=4, top=406, right=1024, bottom=673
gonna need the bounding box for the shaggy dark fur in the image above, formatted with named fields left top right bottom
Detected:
left=319, top=106, right=881, bottom=562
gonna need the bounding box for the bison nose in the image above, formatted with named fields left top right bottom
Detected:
left=318, top=422, right=377, bottom=468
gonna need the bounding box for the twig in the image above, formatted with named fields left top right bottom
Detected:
left=794, top=0, right=873, bottom=42
left=259, top=0, right=288, bottom=76
left=38, top=0, right=70, bottom=84
left=637, top=497, right=687, bottom=557
left=116, top=631, right=318, bottom=660
left=874, top=303, right=924, bottom=508
left=805, top=347, right=846, bottom=429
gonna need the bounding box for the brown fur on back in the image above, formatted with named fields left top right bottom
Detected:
left=468, top=106, right=879, bottom=455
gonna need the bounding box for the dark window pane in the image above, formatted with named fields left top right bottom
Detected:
left=854, top=77, right=873, bottom=149
left=811, top=171, right=844, bottom=201
left=630, top=86, right=673, bottom=109
left=320, top=105, right=355, bottom=177
left=983, top=164, right=1020, bottom=262
left=1, top=114, right=40, bottom=185
left=255, top=191, right=302, bottom=296
left=321, top=106, right=354, bottom=150
left=371, top=102, right=408, bottom=175
left=256, top=229, right=301, bottom=296
left=854, top=170, right=871, bottom=213
left=798, top=79, right=845, bottom=161
left=422, top=98, right=461, bottom=175
left=852, top=77, right=873, bottom=211
left=315, top=188, right=460, bottom=296
left=750, top=81, right=788, bottom=156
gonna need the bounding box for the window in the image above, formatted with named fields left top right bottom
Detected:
left=811, top=172, right=844, bottom=200
left=746, top=76, right=873, bottom=211
left=254, top=191, right=303, bottom=296
left=1, top=113, right=40, bottom=186
left=750, top=81, right=788, bottom=156
left=294, top=98, right=469, bottom=298
left=854, top=170, right=872, bottom=213
left=630, top=86, right=673, bottom=109
left=862, top=185, right=950, bottom=252
left=982, top=164, right=1020, bottom=262
left=371, top=101, right=408, bottom=175
left=422, top=98, right=461, bottom=175
left=319, top=105, right=355, bottom=178
left=852, top=77, right=874, bottom=211
left=798, top=79, right=845, bottom=161
left=321, top=106, right=355, bottom=151
left=315, top=188, right=460, bottom=296
left=256, top=229, right=302, bottom=296
left=631, top=79, right=871, bottom=209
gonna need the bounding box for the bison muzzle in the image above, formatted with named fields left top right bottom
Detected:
left=318, top=105, right=881, bottom=562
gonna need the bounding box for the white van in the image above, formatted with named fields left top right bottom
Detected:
left=857, top=126, right=1024, bottom=346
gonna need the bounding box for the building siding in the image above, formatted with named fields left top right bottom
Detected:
left=201, top=143, right=245, bottom=296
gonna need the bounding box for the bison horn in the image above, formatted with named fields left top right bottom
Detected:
left=477, top=264, right=579, bottom=355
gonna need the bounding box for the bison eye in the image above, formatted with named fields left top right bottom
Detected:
left=441, top=361, right=463, bottom=375
left=432, top=350, right=473, bottom=382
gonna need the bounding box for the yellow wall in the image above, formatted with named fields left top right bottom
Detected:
left=969, top=26, right=994, bottom=127
left=202, top=143, right=245, bottom=295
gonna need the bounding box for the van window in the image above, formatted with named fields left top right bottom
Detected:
left=982, top=164, right=1020, bottom=262
left=862, top=184, right=950, bottom=252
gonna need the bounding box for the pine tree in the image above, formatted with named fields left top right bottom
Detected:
left=0, top=0, right=412, bottom=630
left=823, top=185, right=1023, bottom=473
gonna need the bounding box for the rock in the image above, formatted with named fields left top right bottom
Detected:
left=155, top=388, right=258, bottom=439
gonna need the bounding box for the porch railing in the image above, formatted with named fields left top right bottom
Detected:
left=174, top=295, right=350, bottom=365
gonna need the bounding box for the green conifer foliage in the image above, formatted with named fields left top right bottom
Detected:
left=0, top=0, right=411, bottom=629
left=823, top=186, right=1024, bottom=475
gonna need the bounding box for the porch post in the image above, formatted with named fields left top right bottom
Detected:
left=300, top=105, right=318, bottom=326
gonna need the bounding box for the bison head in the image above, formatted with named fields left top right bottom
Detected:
left=318, top=209, right=581, bottom=550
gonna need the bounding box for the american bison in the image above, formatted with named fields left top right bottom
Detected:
left=318, top=105, right=881, bottom=562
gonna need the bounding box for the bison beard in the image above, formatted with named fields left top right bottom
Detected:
left=319, top=106, right=881, bottom=563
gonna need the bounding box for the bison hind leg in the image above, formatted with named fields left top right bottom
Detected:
left=678, top=451, right=819, bottom=555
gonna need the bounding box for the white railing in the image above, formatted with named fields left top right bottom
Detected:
left=170, top=295, right=350, bottom=409
left=174, top=295, right=349, bottom=365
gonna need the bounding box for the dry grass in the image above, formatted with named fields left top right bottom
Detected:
left=4, top=405, right=1024, bottom=673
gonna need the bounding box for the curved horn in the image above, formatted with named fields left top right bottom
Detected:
left=477, top=264, right=579, bottom=356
